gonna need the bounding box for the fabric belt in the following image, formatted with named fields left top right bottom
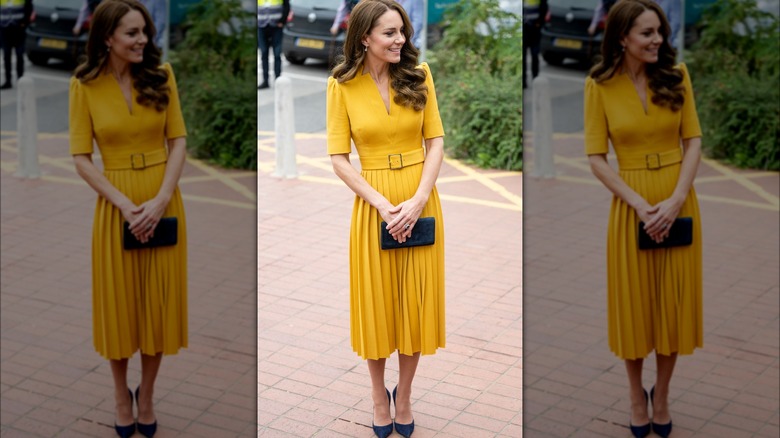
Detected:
left=102, top=149, right=168, bottom=170
left=360, top=148, right=425, bottom=170
left=618, top=148, right=682, bottom=170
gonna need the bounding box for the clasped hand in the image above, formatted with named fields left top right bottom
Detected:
left=637, top=196, right=683, bottom=244
left=122, top=197, right=167, bottom=244
left=380, top=196, right=426, bottom=244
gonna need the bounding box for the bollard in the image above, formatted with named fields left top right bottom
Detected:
left=531, top=75, right=555, bottom=178
left=272, top=76, right=298, bottom=179
left=15, top=76, right=41, bottom=179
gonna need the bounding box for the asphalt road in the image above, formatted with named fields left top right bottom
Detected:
left=0, top=60, right=73, bottom=133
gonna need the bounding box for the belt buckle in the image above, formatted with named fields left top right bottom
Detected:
left=131, top=153, right=146, bottom=170
left=646, top=153, right=661, bottom=170
left=388, top=153, right=403, bottom=170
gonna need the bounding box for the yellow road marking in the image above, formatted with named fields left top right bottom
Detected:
left=444, top=157, right=522, bottom=208
left=181, top=194, right=254, bottom=210
left=697, top=194, right=778, bottom=212
left=439, top=194, right=521, bottom=211
left=703, top=158, right=779, bottom=208
left=186, top=157, right=256, bottom=202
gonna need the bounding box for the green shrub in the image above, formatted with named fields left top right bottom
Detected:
left=428, top=0, right=522, bottom=170
left=169, top=0, right=257, bottom=170
left=687, top=0, right=779, bottom=170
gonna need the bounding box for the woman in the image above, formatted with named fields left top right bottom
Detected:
left=327, top=1, right=445, bottom=436
left=69, top=1, right=187, bottom=437
left=584, top=1, right=702, bottom=437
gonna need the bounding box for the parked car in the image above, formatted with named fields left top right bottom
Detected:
left=25, top=0, right=85, bottom=66
left=282, top=0, right=344, bottom=66
left=539, top=0, right=600, bottom=66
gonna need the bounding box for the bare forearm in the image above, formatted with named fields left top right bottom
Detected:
left=155, top=136, right=187, bottom=204
left=73, top=154, right=134, bottom=211
left=414, top=137, right=444, bottom=203
left=588, top=154, right=647, bottom=210
left=331, top=154, right=391, bottom=211
left=670, top=137, right=701, bottom=205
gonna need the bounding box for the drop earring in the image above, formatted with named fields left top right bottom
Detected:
left=364, top=46, right=368, bottom=52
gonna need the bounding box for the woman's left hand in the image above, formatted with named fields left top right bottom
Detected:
left=385, top=195, right=427, bottom=243
left=128, top=196, right=168, bottom=243
left=643, top=195, right=684, bottom=242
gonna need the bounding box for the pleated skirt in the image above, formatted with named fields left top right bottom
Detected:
left=92, top=162, right=187, bottom=360
left=607, top=162, right=702, bottom=360
left=350, top=162, right=446, bottom=360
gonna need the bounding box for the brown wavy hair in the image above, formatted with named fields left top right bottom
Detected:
left=331, top=0, right=427, bottom=111
left=589, top=0, right=684, bottom=111
left=74, top=0, right=169, bottom=111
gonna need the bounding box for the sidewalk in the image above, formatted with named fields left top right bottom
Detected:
left=257, top=131, right=523, bottom=437
left=1, top=130, right=258, bottom=436
left=523, top=132, right=779, bottom=437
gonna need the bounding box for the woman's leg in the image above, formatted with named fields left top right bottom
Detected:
left=137, top=352, right=163, bottom=424
left=367, top=358, right=391, bottom=426
left=395, top=352, right=421, bottom=424
left=110, top=358, right=134, bottom=426
left=625, top=358, right=650, bottom=426
left=652, top=353, right=678, bottom=424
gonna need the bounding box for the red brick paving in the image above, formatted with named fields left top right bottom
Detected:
left=523, top=133, right=779, bottom=438
left=258, top=132, right=522, bottom=437
left=1, top=131, right=257, bottom=437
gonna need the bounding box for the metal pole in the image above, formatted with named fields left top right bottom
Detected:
left=15, top=76, right=41, bottom=179
left=531, top=75, right=555, bottom=178
left=272, top=76, right=298, bottom=179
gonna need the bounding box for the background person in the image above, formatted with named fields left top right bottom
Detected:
left=69, top=1, right=188, bottom=436
left=0, top=0, right=33, bottom=89
left=327, top=1, right=446, bottom=436
left=522, top=0, right=547, bottom=88
left=258, top=0, right=289, bottom=89
left=584, top=1, right=703, bottom=437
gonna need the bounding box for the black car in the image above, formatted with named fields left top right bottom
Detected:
left=25, top=0, right=87, bottom=66
left=282, top=0, right=344, bottom=66
left=540, top=0, right=601, bottom=66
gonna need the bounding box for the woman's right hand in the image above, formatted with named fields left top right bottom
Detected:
left=120, top=204, right=149, bottom=243
left=635, top=203, right=665, bottom=243
left=377, top=202, right=406, bottom=243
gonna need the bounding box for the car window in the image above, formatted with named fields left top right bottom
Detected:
left=35, top=0, right=83, bottom=8
left=291, top=0, right=341, bottom=9
left=549, top=0, right=599, bottom=8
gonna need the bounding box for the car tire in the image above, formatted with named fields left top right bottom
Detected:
left=285, top=53, right=306, bottom=65
left=542, top=52, right=564, bottom=66
left=27, top=52, right=49, bottom=66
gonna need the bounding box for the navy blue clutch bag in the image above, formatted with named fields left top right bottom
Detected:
left=123, top=217, right=178, bottom=250
left=638, top=217, right=692, bottom=250
left=380, top=217, right=435, bottom=250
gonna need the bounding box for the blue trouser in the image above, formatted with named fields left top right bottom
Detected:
left=259, top=25, right=283, bottom=84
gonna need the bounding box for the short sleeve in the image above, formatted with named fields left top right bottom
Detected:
left=69, top=76, right=93, bottom=155
left=678, top=63, right=702, bottom=140
left=163, top=63, right=187, bottom=139
left=327, top=76, right=352, bottom=155
left=419, top=62, right=444, bottom=139
left=584, top=76, right=609, bottom=155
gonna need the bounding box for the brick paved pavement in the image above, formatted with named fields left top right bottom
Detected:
left=523, top=133, right=779, bottom=438
left=1, top=131, right=257, bottom=437
left=257, top=131, right=522, bottom=437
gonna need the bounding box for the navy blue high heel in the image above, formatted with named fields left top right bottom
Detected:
left=629, top=388, right=651, bottom=438
left=392, top=385, right=415, bottom=437
left=115, top=388, right=135, bottom=438
left=650, top=386, right=672, bottom=438
left=372, top=388, right=393, bottom=438
left=135, top=386, right=157, bottom=437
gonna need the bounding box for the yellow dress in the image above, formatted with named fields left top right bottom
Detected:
left=584, top=63, right=703, bottom=360
left=69, top=63, right=188, bottom=360
left=327, top=62, right=446, bottom=360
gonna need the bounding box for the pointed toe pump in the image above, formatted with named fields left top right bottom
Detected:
left=115, top=388, right=136, bottom=438
left=135, top=386, right=158, bottom=437
left=392, top=385, right=415, bottom=437
left=372, top=388, right=393, bottom=438
left=650, top=386, right=673, bottom=438
left=629, top=388, right=651, bottom=438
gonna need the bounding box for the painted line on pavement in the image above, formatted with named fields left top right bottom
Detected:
left=185, top=157, right=257, bottom=202
left=444, top=157, right=522, bottom=209
left=704, top=158, right=779, bottom=208
left=440, top=193, right=521, bottom=211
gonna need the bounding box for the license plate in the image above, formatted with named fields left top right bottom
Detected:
left=553, top=38, right=582, bottom=50
left=295, top=38, right=325, bottom=50
left=39, top=38, right=67, bottom=49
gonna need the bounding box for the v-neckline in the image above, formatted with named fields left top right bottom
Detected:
left=624, top=72, right=649, bottom=115
left=109, top=72, right=134, bottom=115
left=364, top=72, right=392, bottom=116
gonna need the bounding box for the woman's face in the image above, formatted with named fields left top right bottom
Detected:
left=363, top=9, right=405, bottom=65
left=106, top=9, right=148, bottom=65
left=621, top=9, right=663, bottom=65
